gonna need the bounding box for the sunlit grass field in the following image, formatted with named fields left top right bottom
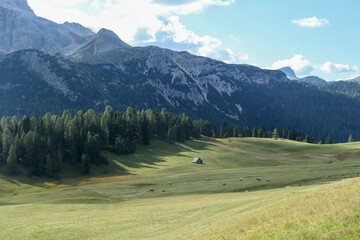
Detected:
left=1, top=137, right=360, bottom=239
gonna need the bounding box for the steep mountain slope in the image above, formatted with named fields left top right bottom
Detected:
left=279, top=67, right=298, bottom=80
left=67, top=28, right=131, bottom=59
left=0, top=0, right=93, bottom=54
left=348, top=76, right=360, bottom=83
left=1, top=49, right=360, bottom=141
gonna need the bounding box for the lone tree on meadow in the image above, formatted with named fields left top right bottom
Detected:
left=348, top=134, right=354, bottom=142
left=326, top=136, right=332, bottom=144
left=272, top=128, right=279, bottom=140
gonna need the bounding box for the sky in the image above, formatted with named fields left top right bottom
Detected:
left=27, top=0, right=360, bottom=81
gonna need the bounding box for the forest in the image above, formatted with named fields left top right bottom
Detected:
left=0, top=106, right=328, bottom=177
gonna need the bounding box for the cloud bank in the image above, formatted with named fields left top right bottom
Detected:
left=28, top=0, right=246, bottom=64
left=292, top=16, right=330, bottom=28
left=272, top=54, right=314, bottom=75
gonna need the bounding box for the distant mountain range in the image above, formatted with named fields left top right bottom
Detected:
left=278, top=67, right=328, bottom=85
left=1, top=0, right=360, bottom=142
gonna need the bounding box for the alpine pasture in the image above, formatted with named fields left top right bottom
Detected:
left=1, top=137, right=360, bottom=239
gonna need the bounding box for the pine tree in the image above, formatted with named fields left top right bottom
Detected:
left=319, top=136, right=325, bottom=144
left=287, top=130, right=291, bottom=140
left=7, top=144, right=17, bottom=174
left=252, top=128, right=258, bottom=138
left=272, top=128, right=279, bottom=139
left=81, top=154, right=90, bottom=175
left=138, top=112, right=149, bottom=145
left=233, top=125, right=240, bottom=137
left=326, top=136, right=332, bottom=144
left=348, top=134, right=354, bottom=142
left=258, top=128, right=265, bottom=138
left=167, top=126, right=177, bottom=143
left=46, top=153, right=54, bottom=177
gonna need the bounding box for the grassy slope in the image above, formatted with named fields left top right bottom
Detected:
left=0, top=138, right=360, bottom=239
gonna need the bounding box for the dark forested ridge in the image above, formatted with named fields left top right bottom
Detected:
left=0, top=107, right=214, bottom=177
left=1, top=107, right=319, bottom=177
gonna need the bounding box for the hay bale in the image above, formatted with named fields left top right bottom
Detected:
left=206, top=178, right=210, bottom=181
left=222, top=182, right=226, bottom=185
left=266, top=179, right=270, bottom=182
left=150, top=188, right=154, bottom=192
left=169, top=182, right=172, bottom=185
left=256, top=177, right=261, bottom=181
left=245, top=190, right=248, bottom=192
left=162, top=188, right=165, bottom=192
left=239, top=178, right=243, bottom=181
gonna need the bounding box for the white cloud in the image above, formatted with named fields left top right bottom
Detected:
left=292, top=16, right=330, bottom=28
left=271, top=54, right=314, bottom=75
left=320, top=62, right=358, bottom=73
left=156, top=16, right=248, bottom=63
left=27, top=0, right=246, bottom=64
left=28, top=0, right=235, bottom=42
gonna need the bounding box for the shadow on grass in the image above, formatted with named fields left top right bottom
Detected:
left=0, top=139, right=215, bottom=203
left=108, top=139, right=214, bottom=169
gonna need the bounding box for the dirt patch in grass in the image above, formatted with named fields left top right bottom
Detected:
left=335, top=153, right=353, bottom=161
left=132, top=183, right=155, bottom=187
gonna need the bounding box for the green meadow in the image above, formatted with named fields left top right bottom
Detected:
left=1, top=138, right=360, bottom=239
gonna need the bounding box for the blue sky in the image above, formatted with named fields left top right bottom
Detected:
left=28, top=0, right=360, bottom=81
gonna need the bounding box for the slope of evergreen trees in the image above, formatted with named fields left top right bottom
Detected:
left=0, top=107, right=216, bottom=177
left=0, top=106, right=330, bottom=177
left=218, top=121, right=320, bottom=143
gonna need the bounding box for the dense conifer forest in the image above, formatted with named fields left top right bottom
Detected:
left=0, top=106, right=327, bottom=177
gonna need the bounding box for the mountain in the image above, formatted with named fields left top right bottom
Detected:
left=1, top=49, right=360, bottom=142
left=297, top=76, right=328, bottom=85
left=347, top=76, right=360, bottom=83
left=1, top=0, right=360, bottom=142
left=62, top=22, right=95, bottom=37
left=68, top=28, right=131, bottom=59
left=0, top=0, right=34, bottom=14
left=0, top=0, right=92, bottom=54
left=279, top=67, right=298, bottom=80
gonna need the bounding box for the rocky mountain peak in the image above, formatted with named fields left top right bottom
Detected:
left=0, top=0, right=34, bottom=14
left=96, top=28, right=131, bottom=48
left=279, top=66, right=298, bottom=80
left=63, top=22, right=95, bottom=37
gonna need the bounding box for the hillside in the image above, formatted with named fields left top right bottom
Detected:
left=1, top=50, right=360, bottom=141
left=1, top=138, right=360, bottom=239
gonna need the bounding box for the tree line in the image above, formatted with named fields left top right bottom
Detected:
left=0, top=106, right=344, bottom=177
left=0, top=107, right=217, bottom=177
left=217, top=121, right=346, bottom=144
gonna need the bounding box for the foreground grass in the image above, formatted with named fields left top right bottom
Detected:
left=0, top=178, right=359, bottom=239
left=1, top=138, right=360, bottom=239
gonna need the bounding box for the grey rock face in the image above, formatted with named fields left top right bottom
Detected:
left=0, top=0, right=91, bottom=54
left=68, top=28, right=131, bottom=59
left=0, top=0, right=34, bottom=14
left=62, top=22, right=95, bottom=37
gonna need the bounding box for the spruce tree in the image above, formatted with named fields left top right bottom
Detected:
left=348, top=134, right=354, bottom=142
left=286, top=130, right=291, bottom=140
left=81, top=154, right=90, bottom=175
left=272, top=128, right=279, bottom=139
left=252, top=128, right=258, bottom=138
left=258, top=128, right=264, bottom=138
left=326, top=136, right=332, bottom=144
left=167, top=126, right=177, bottom=143
left=7, top=144, right=17, bottom=174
